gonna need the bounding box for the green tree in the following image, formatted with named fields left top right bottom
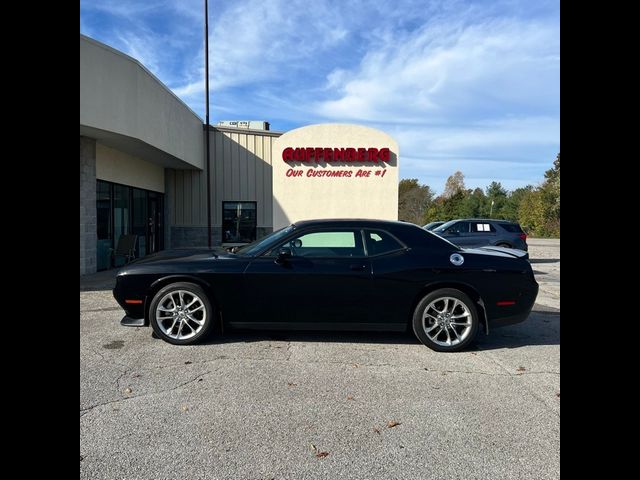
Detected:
left=485, top=181, right=508, bottom=218
left=440, top=189, right=468, bottom=219
left=502, top=186, right=534, bottom=222
left=459, top=188, right=486, bottom=218
left=543, top=153, right=560, bottom=220
left=398, top=179, right=434, bottom=225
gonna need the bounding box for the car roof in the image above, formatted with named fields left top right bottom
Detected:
left=292, top=218, right=415, bottom=229
left=454, top=218, right=519, bottom=224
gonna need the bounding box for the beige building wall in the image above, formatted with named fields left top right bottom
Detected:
left=167, top=126, right=281, bottom=246
left=96, top=143, right=165, bottom=193
left=80, top=35, right=203, bottom=169
left=272, top=124, right=399, bottom=229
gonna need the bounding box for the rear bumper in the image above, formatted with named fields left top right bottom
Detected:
left=487, top=281, right=538, bottom=329
left=488, top=310, right=532, bottom=329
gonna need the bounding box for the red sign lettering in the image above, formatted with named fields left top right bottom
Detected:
left=282, top=147, right=391, bottom=163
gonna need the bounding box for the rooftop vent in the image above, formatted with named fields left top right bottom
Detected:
left=217, top=120, right=270, bottom=131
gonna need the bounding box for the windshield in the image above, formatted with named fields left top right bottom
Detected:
left=433, top=220, right=458, bottom=233
left=234, top=225, right=295, bottom=256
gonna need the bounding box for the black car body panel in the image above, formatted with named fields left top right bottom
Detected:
left=114, top=219, right=538, bottom=335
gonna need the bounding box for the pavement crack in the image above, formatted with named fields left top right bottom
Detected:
left=423, top=368, right=559, bottom=376
left=80, top=370, right=213, bottom=417
left=478, top=351, right=559, bottom=417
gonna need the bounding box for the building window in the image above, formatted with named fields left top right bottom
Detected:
left=222, top=202, right=257, bottom=244
left=96, top=180, right=164, bottom=270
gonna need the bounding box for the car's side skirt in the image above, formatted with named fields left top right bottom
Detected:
left=229, top=322, right=407, bottom=332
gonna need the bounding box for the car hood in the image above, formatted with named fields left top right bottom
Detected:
left=462, top=246, right=529, bottom=259
left=126, top=247, right=235, bottom=265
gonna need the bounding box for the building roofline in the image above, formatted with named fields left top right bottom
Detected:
left=81, top=34, right=203, bottom=124
left=210, top=125, right=284, bottom=137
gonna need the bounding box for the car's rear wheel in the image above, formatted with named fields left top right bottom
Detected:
left=412, top=288, right=479, bottom=352
left=149, top=282, right=214, bottom=345
left=496, top=242, right=511, bottom=248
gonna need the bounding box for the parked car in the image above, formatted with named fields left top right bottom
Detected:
left=432, top=219, right=528, bottom=251
left=113, top=219, right=538, bottom=352
left=423, top=221, right=446, bottom=231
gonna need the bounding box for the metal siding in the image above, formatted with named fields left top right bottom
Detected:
left=169, top=129, right=277, bottom=233
left=239, top=133, right=248, bottom=200
left=166, top=169, right=175, bottom=225
left=232, top=132, right=240, bottom=199
left=224, top=133, right=233, bottom=208
left=174, top=170, right=183, bottom=224
left=264, top=136, right=273, bottom=226
left=201, top=136, right=208, bottom=226
left=214, top=131, right=224, bottom=225
left=247, top=134, right=256, bottom=214
left=191, top=170, right=200, bottom=225
left=254, top=136, right=264, bottom=226
left=183, top=169, right=192, bottom=225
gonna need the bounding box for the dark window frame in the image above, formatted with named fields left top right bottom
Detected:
left=262, top=227, right=366, bottom=259
left=222, top=201, right=258, bottom=244
left=261, top=227, right=408, bottom=259
left=96, top=179, right=164, bottom=269
left=363, top=229, right=407, bottom=257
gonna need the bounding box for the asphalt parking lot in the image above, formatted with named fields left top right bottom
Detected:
left=80, top=239, right=559, bottom=480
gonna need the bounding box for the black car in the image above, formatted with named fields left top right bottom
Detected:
left=423, top=221, right=446, bottom=231
left=113, top=219, right=538, bottom=352
left=432, top=219, right=528, bottom=250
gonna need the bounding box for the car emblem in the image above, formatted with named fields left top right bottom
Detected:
left=450, top=253, right=464, bottom=266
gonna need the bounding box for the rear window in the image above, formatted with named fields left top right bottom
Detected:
left=471, top=222, right=496, bottom=233
left=364, top=230, right=404, bottom=256
left=499, top=223, right=524, bottom=233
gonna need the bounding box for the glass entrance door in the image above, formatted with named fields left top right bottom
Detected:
left=96, top=180, right=164, bottom=270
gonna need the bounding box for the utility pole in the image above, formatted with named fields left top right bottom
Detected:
left=204, top=0, right=212, bottom=248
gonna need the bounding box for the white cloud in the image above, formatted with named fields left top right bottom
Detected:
left=316, top=17, right=559, bottom=123
left=81, top=0, right=559, bottom=191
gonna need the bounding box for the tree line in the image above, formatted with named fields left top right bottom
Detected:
left=398, top=153, right=560, bottom=237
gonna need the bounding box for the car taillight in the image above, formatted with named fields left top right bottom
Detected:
left=519, top=233, right=527, bottom=242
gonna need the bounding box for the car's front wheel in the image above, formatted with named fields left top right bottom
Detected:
left=149, top=282, right=214, bottom=345
left=412, top=288, right=479, bottom=352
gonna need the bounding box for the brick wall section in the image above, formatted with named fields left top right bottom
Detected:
left=80, top=136, right=97, bottom=275
left=170, top=226, right=220, bottom=248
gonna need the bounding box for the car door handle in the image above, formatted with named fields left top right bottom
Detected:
left=349, top=264, right=367, bottom=271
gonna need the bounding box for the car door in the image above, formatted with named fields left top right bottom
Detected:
left=467, top=221, right=497, bottom=247
left=441, top=221, right=472, bottom=246
left=364, top=229, right=420, bottom=328
left=240, top=228, right=373, bottom=329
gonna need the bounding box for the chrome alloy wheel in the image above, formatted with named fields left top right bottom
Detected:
left=155, top=290, right=207, bottom=340
left=422, top=296, right=473, bottom=347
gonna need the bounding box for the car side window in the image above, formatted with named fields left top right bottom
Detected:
left=364, top=230, right=404, bottom=256
left=446, top=221, right=470, bottom=233
left=268, top=230, right=365, bottom=257
left=471, top=222, right=496, bottom=233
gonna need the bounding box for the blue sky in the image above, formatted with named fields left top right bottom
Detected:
left=80, top=0, right=559, bottom=195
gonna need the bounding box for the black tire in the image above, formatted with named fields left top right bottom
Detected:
left=412, top=288, right=479, bottom=352
left=496, top=242, right=511, bottom=248
left=149, top=282, right=214, bottom=345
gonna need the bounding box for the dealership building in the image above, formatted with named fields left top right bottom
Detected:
left=80, top=34, right=399, bottom=275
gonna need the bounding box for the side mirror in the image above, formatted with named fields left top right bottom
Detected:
left=276, top=247, right=292, bottom=262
